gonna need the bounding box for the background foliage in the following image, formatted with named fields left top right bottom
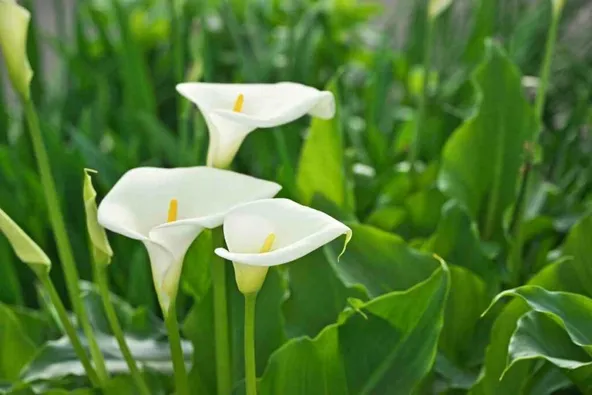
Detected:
left=0, top=0, right=591, bottom=393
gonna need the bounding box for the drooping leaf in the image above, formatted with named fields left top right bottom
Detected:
left=438, top=40, right=538, bottom=242
left=258, top=264, right=450, bottom=395
left=507, top=311, right=592, bottom=372
left=470, top=257, right=591, bottom=393
left=487, top=286, right=592, bottom=352
left=471, top=215, right=592, bottom=394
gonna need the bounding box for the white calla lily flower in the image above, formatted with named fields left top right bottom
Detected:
left=215, top=198, right=352, bottom=294
left=176, top=82, right=335, bottom=169
left=97, top=167, right=281, bottom=313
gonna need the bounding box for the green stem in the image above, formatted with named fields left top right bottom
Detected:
left=507, top=3, right=564, bottom=284
left=211, top=228, right=232, bottom=395
left=533, top=3, right=563, bottom=125
left=165, top=303, right=190, bottom=395
left=38, top=273, right=101, bottom=387
left=409, top=10, right=434, bottom=168
left=23, top=99, right=109, bottom=383
left=94, top=265, right=151, bottom=395
left=167, top=0, right=188, bottom=162
left=244, top=293, right=257, bottom=395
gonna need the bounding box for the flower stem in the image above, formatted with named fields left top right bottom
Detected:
left=167, top=0, right=189, bottom=163
left=23, top=99, right=109, bottom=384
left=211, top=228, right=232, bottom=395
left=533, top=2, right=562, bottom=125
left=94, top=264, right=151, bottom=395
left=244, top=292, right=258, bottom=395
left=408, top=9, right=435, bottom=169
left=164, top=303, right=190, bottom=395
left=38, top=273, right=101, bottom=387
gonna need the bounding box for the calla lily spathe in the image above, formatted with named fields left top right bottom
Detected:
left=215, top=198, right=351, bottom=294
left=0, top=0, right=33, bottom=99
left=97, top=167, right=281, bottom=313
left=176, top=82, right=335, bottom=169
left=0, top=207, right=50, bottom=275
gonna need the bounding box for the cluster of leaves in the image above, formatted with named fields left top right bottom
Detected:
left=0, top=0, right=591, bottom=394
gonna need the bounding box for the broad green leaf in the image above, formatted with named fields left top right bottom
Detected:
left=507, top=311, right=592, bottom=372
left=424, top=201, right=497, bottom=283
left=0, top=207, right=50, bottom=274
left=83, top=169, right=113, bottom=265
left=428, top=0, right=452, bottom=20
left=471, top=214, right=592, bottom=394
left=439, top=266, right=489, bottom=368
left=296, top=77, right=353, bottom=212
left=259, top=264, right=450, bottom=394
left=563, top=213, right=592, bottom=296
left=282, top=248, right=366, bottom=338
left=328, top=223, right=439, bottom=298
left=438, top=41, right=538, bottom=242
left=463, top=0, right=496, bottom=65
left=0, top=238, right=24, bottom=305
left=0, top=303, right=37, bottom=381
left=470, top=256, right=591, bottom=393
left=181, top=230, right=212, bottom=303
left=487, top=286, right=592, bottom=352
left=0, top=0, right=33, bottom=99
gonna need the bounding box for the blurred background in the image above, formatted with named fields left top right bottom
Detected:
left=0, top=0, right=591, bottom=312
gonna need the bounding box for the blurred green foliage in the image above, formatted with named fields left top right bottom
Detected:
left=1, top=0, right=592, bottom=393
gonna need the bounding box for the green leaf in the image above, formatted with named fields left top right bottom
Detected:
left=0, top=207, right=50, bottom=274
left=83, top=169, right=113, bottom=265
left=440, top=266, right=489, bottom=368
left=563, top=213, right=592, bottom=296
left=328, top=223, right=439, bottom=298
left=258, top=264, right=450, bottom=394
left=282, top=248, right=365, bottom=338
left=463, top=0, right=496, bottom=65
left=470, top=258, right=590, bottom=394
left=296, top=77, right=353, bottom=212
left=507, top=311, right=591, bottom=372
left=438, top=40, right=538, bottom=241
left=0, top=303, right=38, bottom=381
left=487, top=286, right=592, bottom=352
left=471, top=215, right=592, bottom=394
left=424, top=201, right=497, bottom=283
